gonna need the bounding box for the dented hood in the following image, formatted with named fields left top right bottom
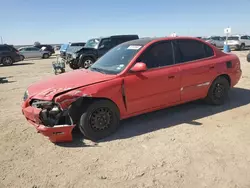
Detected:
left=27, top=69, right=116, bottom=101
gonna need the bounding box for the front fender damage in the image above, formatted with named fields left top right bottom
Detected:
left=35, top=90, right=93, bottom=143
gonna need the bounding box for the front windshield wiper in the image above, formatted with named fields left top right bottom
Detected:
left=90, top=67, right=107, bottom=74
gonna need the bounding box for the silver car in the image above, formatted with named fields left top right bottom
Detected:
left=202, top=36, right=225, bottom=48
left=18, top=46, right=50, bottom=59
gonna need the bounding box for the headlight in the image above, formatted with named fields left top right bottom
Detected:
left=72, top=53, right=77, bottom=59
left=23, top=90, right=29, bottom=101
left=31, top=100, right=53, bottom=109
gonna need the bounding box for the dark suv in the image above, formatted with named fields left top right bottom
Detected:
left=0, top=44, right=22, bottom=66
left=66, top=35, right=139, bottom=69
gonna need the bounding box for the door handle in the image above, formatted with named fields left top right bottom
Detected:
left=168, top=75, right=175, bottom=79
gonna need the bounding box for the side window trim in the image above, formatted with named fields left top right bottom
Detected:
left=173, top=39, right=215, bottom=65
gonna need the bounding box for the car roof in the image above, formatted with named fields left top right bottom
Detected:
left=91, top=35, right=139, bottom=40
left=122, top=36, right=207, bottom=46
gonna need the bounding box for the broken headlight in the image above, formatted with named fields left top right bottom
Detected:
left=31, top=100, right=54, bottom=109
left=31, top=100, right=63, bottom=127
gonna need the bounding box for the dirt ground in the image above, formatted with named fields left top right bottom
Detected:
left=0, top=51, right=250, bottom=188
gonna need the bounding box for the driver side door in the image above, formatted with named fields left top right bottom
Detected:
left=123, top=41, right=181, bottom=115
left=97, top=38, right=114, bottom=57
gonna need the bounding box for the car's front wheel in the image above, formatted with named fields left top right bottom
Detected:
left=79, top=99, right=120, bottom=141
left=79, top=56, right=94, bottom=69
left=205, top=76, right=230, bottom=105
left=240, top=43, right=245, bottom=51
left=2, top=56, right=13, bottom=66
left=20, top=55, right=25, bottom=61
left=69, top=62, right=79, bottom=70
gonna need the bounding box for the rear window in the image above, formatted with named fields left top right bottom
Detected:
left=60, top=44, right=69, bottom=51
left=228, top=36, right=239, bottom=40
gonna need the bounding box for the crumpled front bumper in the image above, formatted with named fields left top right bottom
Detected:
left=22, top=105, right=75, bottom=143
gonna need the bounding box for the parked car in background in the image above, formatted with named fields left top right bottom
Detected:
left=18, top=46, right=50, bottom=59
left=21, top=36, right=242, bottom=143
left=247, top=51, right=250, bottom=62
left=60, top=42, right=86, bottom=58
left=225, top=35, right=250, bottom=50
left=202, top=36, right=225, bottom=48
left=0, top=44, right=23, bottom=66
left=66, top=34, right=139, bottom=69
left=34, top=44, right=55, bottom=55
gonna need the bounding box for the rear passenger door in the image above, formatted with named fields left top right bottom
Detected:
left=173, top=39, right=217, bottom=101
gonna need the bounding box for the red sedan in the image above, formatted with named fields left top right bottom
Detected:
left=22, top=37, right=242, bottom=143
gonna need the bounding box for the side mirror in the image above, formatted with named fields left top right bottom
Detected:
left=130, top=62, right=147, bottom=72
left=99, top=45, right=105, bottom=49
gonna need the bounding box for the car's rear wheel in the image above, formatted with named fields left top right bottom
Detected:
left=79, top=99, right=120, bottom=141
left=43, top=53, right=49, bottom=59
left=205, top=76, right=230, bottom=105
left=240, top=43, right=245, bottom=51
left=2, top=56, right=13, bottom=66
left=20, top=55, right=25, bottom=61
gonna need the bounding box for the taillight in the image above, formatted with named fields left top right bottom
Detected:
left=233, top=58, right=241, bottom=70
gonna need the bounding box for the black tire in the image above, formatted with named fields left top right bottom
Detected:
left=43, top=53, right=49, bottom=59
left=20, top=55, right=25, bottom=61
left=2, top=56, right=13, bottom=66
left=240, top=43, right=245, bottom=51
left=79, top=99, right=120, bottom=141
left=79, top=56, right=94, bottom=69
left=205, top=76, right=230, bottom=105
left=69, top=63, right=79, bottom=70
left=247, top=53, right=250, bottom=62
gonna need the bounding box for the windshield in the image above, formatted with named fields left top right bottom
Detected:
left=89, top=44, right=143, bottom=74
left=66, top=46, right=83, bottom=53
left=60, top=44, right=69, bottom=51
left=228, top=36, right=239, bottom=40
left=85, top=38, right=100, bottom=48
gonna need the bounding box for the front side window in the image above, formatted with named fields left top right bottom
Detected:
left=99, top=38, right=112, bottom=49
left=136, top=41, right=174, bottom=69
left=175, top=39, right=213, bottom=63
left=31, top=47, right=39, bottom=51
left=90, top=44, right=143, bottom=74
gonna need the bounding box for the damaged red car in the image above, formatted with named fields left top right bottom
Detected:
left=22, top=37, right=242, bottom=143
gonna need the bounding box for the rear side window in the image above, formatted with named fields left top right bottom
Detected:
left=114, top=38, right=130, bottom=45
left=175, top=39, right=214, bottom=63
left=0, top=46, right=11, bottom=52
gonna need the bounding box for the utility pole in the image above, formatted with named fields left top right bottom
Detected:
left=0, top=36, right=3, bottom=44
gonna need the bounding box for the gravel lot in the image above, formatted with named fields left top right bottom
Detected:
left=0, top=51, right=250, bottom=188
